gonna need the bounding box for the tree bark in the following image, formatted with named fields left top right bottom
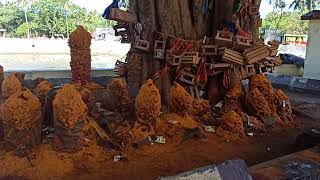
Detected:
left=127, top=0, right=261, bottom=107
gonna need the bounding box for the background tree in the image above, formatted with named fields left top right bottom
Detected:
left=289, top=0, right=320, bottom=10
left=262, top=11, right=309, bottom=34
left=274, top=1, right=287, bottom=30
left=16, top=0, right=37, bottom=38
left=0, top=2, right=25, bottom=37
left=126, top=0, right=262, bottom=107
left=263, top=0, right=318, bottom=36
left=0, top=0, right=112, bottom=38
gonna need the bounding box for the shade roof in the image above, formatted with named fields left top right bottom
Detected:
left=301, top=10, right=320, bottom=20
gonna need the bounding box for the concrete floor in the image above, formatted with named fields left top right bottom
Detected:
left=286, top=90, right=320, bottom=121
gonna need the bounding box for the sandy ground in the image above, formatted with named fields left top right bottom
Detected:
left=0, top=116, right=317, bottom=180
left=0, top=89, right=319, bottom=180
left=286, top=90, right=320, bottom=121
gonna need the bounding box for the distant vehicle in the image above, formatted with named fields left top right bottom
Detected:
left=94, top=28, right=120, bottom=41
left=94, top=28, right=113, bottom=40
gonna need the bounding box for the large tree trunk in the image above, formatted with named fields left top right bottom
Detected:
left=127, top=0, right=261, bottom=109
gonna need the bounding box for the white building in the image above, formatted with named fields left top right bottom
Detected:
left=301, top=10, right=320, bottom=80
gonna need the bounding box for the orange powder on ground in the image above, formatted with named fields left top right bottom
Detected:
left=161, top=113, right=199, bottom=130
left=246, top=88, right=273, bottom=121
left=135, top=79, right=161, bottom=123
left=241, top=113, right=266, bottom=135
left=111, top=122, right=132, bottom=145
left=216, top=110, right=245, bottom=142
left=2, top=88, right=42, bottom=129
left=251, top=119, right=266, bottom=134
left=36, top=80, right=53, bottom=105
left=2, top=74, right=22, bottom=99
left=249, top=74, right=277, bottom=113
left=223, top=83, right=244, bottom=114
left=156, top=113, right=199, bottom=142
left=188, top=99, right=213, bottom=125
left=53, top=84, right=88, bottom=129
left=156, top=115, right=179, bottom=138
left=131, top=121, right=155, bottom=141
left=274, top=89, right=289, bottom=104
left=106, top=78, right=131, bottom=112
left=73, top=82, right=104, bottom=103
left=274, top=89, right=294, bottom=122
left=168, top=82, right=193, bottom=116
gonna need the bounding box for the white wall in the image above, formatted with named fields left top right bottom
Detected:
left=304, top=20, right=320, bottom=80
left=0, top=38, right=130, bottom=71
left=0, top=38, right=130, bottom=56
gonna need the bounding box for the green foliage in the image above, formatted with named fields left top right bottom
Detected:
left=0, top=0, right=113, bottom=38
left=0, top=2, right=25, bottom=37
left=262, top=11, right=309, bottom=34
left=15, top=23, right=29, bottom=37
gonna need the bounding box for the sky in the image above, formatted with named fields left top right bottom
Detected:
left=0, top=0, right=294, bottom=19
left=70, top=0, right=112, bottom=13
left=73, top=0, right=296, bottom=18
left=260, top=0, right=295, bottom=18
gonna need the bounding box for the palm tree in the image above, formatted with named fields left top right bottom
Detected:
left=289, top=0, right=320, bottom=10
left=267, top=0, right=286, bottom=31
left=16, top=0, right=37, bottom=38
left=275, top=1, right=286, bottom=30
left=63, top=0, right=70, bottom=38
left=268, top=0, right=320, bottom=10
left=267, top=0, right=318, bottom=33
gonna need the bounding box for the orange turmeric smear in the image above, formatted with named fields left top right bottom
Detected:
left=107, top=78, right=130, bottom=109
left=135, top=79, right=161, bottom=123
left=246, top=87, right=273, bottom=120
left=2, top=88, right=42, bottom=130
left=168, top=82, right=193, bottom=116
left=36, top=80, right=53, bottom=105
left=2, top=74, right=22, bottom=99
left=216, top=110, right=245, bottom=142
left=224, top=83, right=244, bottom=114
left=275, top=89, right=294, bottom=123
left=249, top=74, right=277, bottom=114
left=188, top=99, right=213, bottom=125
left=53, top=84, right=88, bottom=129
